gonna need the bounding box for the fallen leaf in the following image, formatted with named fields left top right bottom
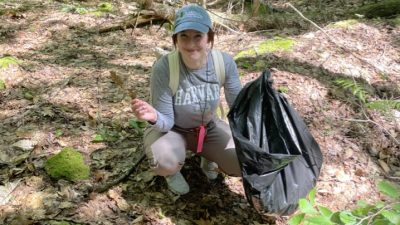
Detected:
left=0, top=179, right=20, bottom=205
left=108, top=189, right=130, bottom=211
left=132, top=215, right=143, bottom=224
left=378, top=160, right=391, bottom=174
left=12, top=139, right=37, bottom=151
left=344, top=148, right=353, bottom=159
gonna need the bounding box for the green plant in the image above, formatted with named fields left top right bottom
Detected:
left=61, top=4, right=89, bottom=14
left=129, top=119, right=147, bottom=135
left=92, top=127, right=121, bottom=142
left=278, top=86, right=289, bottom=93
left=97, top=2, right=113, bottom=12
left=288, top=180, right=400, bottom=225
left=0, top=79, right=5, bottom=90
left=366, top=100, right=400, bottom=111
left=334, top=78, right=368, bottom=103
left=55, top=129, right=63, bottom=137
left=0, top=56, right=20, bottom=69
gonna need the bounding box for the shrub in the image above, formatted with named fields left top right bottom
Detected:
left=288, top=180, right=400, bottom=225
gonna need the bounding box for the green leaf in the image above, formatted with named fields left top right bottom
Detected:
left=299, top=199, right=318, bottom=214
left=339, top=211, right=357, bottom=224
left=92, top=134, right=105, bottom=142
left=357, top=200, right=369, bottom=208
left=372, top=218, right=393, bottom=225
left=352, top=206, right=373, bottom=217
left=23, top=91, right=34, bottom=100
left=138, top=120, right=147, bottom=128
left=129, top=119, right=140, bottom=129
left=393, top=203, right=400, bottom=211
left=318, top=206, right=333, bottom=217
left=0, top=79, right=5, bottom=90
left=55, top=129, right=63, bottom=137
left=129, top=119, right=146, bottom=132
left=330, top=212, right=345, bottom=224
left=381, top=210, right=400, bottom=224
left=305, top=215, right=333, bottom=225
left=378, top=181, right=400, bottom=199
left=288, top=213, right=305, bottom=225
left=308, top=188, right=317, bottom=205
left=376, top=201, right=385, bottom=208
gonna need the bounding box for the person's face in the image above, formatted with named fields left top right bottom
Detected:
left=176, top=29, right=209, bottom=63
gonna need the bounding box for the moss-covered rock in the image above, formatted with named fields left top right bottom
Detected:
left=329, top=19, right=359, bottom=28
left=44, top=147, right=90, bottom=182
left=234, top=37, right=295, bottom=60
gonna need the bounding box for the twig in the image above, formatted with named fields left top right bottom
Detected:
left=355, top=202, right=400, bottom=225
left=285, top=2, right=386, bottom=76
left=246, top=29, right=277, bottom=34
left=212, top=17, right=241, bottom=34
left=134, top=10, right=141, bottom=30
left=207, top=9, right=242, bottom=23
left=92, top=152, right=146, bottom=193
left=285, top=3, right=332, bottom=40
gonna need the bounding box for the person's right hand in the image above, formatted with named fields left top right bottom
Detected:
left=131, top=99, right=157, bottom=124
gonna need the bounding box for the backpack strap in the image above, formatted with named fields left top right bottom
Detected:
left=168, top=50, right=180, bottom=95
left=211, top=50, right=225, bottom=86
left=211, top=50, right=227, bottom=120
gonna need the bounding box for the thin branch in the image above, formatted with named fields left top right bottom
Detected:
left=355, top=202, right=400, bottom=225
left=92, top=152, right=146, bottom=193
left=213, top=20, right=241, bottom=34
left=207, top=9, right=242, bottom=34
left=207, top=9, right=242, bottom=23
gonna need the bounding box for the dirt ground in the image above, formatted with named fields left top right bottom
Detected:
left=0, top=0, right=399, bottom=225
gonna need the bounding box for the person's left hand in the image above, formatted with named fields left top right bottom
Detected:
left=131, top=99, right=157, bottom=124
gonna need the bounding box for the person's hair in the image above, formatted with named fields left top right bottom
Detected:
left=172, top=29, right=215, bottom=48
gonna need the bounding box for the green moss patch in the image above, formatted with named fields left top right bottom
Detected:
left=329, top=19, right=359, bottom=28
left=234, top=38, right=295, bottom=60
left=0, top=56, right=21, bottom=69
left=44, top=147, right=90, bottom=182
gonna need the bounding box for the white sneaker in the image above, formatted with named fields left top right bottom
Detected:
left=200, top=157, right=219, bottom=180
left=165, top=172, right=190, bottom=195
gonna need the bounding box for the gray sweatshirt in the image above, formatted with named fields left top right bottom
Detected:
left=149, top=50, right=242, bottom=132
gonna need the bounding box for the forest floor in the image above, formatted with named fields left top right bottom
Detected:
left=0, top=0, right=399, bottom=225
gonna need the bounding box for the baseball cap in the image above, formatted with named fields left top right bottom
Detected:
left=173, top=4, right=212, bottom=34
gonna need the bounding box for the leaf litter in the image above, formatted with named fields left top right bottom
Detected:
left=0, top=0, right=399, bottom=224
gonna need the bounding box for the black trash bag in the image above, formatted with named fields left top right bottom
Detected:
left=227, top=69, right=323, bottom=216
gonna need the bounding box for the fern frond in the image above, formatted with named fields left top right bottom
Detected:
left=366, top=100, right=400, bottom=111
left=334, top=78, right=368, bottom=103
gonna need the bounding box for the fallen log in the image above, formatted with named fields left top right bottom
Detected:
left=97, top=3, right=176, bottom=34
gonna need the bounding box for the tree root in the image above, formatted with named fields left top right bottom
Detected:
left=91, top=152, right=146, bottom=193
